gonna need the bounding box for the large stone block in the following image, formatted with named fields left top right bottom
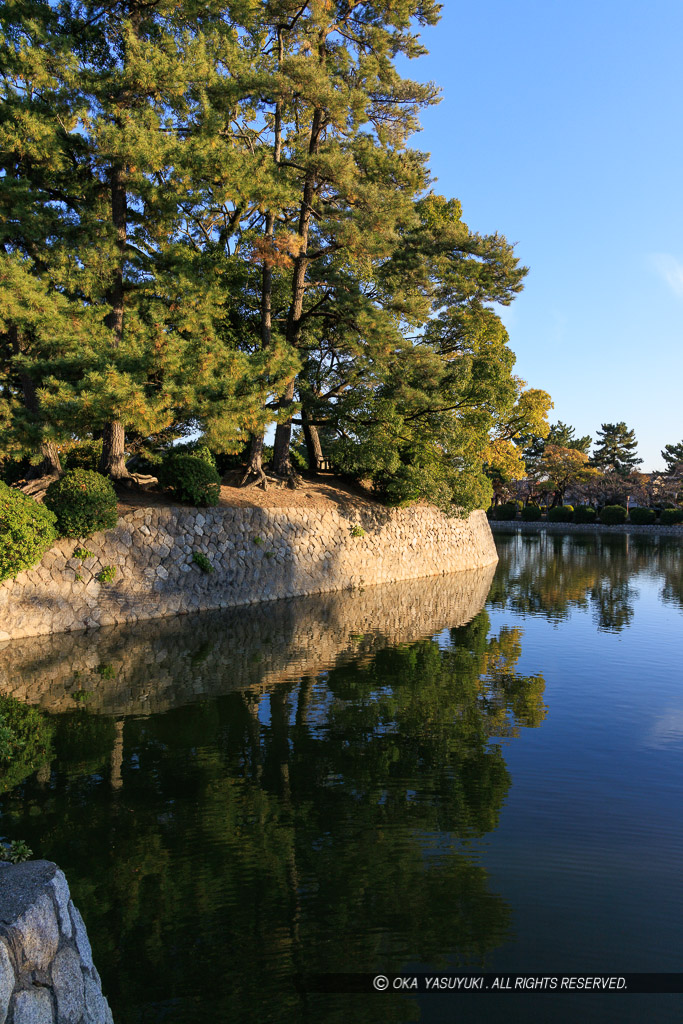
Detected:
left=0, top=863, right=112, bottom=1024
left=12, top=989, right=54, bottom=1024
left=0, top=938, right=14, bottom=1024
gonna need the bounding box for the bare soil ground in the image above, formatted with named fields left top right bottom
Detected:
left=115, top=473, right=382, bottom=515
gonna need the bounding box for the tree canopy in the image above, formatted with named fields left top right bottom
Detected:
left=0, top=0, right=547, bottom=511
left=661, top=439, right=683, bottom=475
left=590, top=421, right=642, bottom=477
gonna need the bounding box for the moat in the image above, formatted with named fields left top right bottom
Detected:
left=1, top=533, right=682, bottom=1023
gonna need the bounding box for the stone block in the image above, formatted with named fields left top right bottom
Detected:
left=0, top=938, right=14, bottom=1024
left=51, top=946, right=85, bottom=1024
left=83, top=974, right=113, bottom=1024
left=48, top=872, right=71, bottom=940
left=69, top=906, right=94, bottom=972
left=9, top=893, right=59, bottom=972
left=12, top=989, right=54, bottom=1024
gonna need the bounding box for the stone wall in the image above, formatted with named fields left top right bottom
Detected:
left=0, top=505, right=497, bottom=641
left=0, top=861, right=112, bottom=1024
left=0, top=566, right=495, bottom=719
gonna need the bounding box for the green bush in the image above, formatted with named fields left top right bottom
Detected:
left=629, top=507, right=656, bottom=525
left=520, top=504, right=542, bottom=521
left=170, top=441, right=217, bottom=470
left=0, top=695, right=54, bottom=793
left=493, top=501, right=518, bottom=521
left=573, top=505, right=597, bottom=524
left=599, top=504, right=628, bottom=525
left=0, top=482, right=57, bottom=582
left=192, top=551, right=214, bottom=573
left=63, top=439, right=103, bottom=472
left=547, top=504, right=574, bottom=523
left=660, top=507, right=683, bottom=525
left=0, top=839, right=33, bottom=863
left=159, top=454, right=221, bottom=506
left=44, top=469, right=118, bottom=538
left=73, top=547, right=95, bottom=560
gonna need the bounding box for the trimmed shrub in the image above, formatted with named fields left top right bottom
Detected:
left=521, top=504, right=542, bottom=521
left=159, top=454, right=221, bottom=506
left=574, top=505, right=597, bottom=524
left=0, top=482, right=58, bottom=582
left=547, top=504, right=574, bottom=523
left=170, top=441, right=217, bottom=470
left=63, top=439, right=103, bottom=472
left=44, top=469, right=118, bottom=538
left=599, top=504, right=628, bottom=525
left=629, top=507, right=656, bottom=525
left=660, top=507, right=683, bottom=525
left=493, top=501, right=518, bottom=521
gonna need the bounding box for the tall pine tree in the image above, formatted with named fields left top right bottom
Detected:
left=591, top=422, right=642, bottom=477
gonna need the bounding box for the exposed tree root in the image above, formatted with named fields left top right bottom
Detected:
left=240, top=465, right=269, bottom=490
left=20, top=473, right=61, bottom=499
left=114, top=471, right=159, bottom=491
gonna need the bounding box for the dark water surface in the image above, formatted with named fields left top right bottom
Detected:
left=1, top=533, right=682, bottom=1023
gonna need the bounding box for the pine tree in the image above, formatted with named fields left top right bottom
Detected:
left=661, top=440, right=683, bottom=475
left=2, top=0, right=278, bottom=484
left=193, top=1, right=443, bottom=479
left=1, top=0, right=546, bottom=512
left=591, top=422, right=642, bottom=476
left=295, top=194, right=534, bottom=509
left=0, top=0, right=88, bottom=483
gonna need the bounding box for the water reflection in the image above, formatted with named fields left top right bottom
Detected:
left=489, top=532, right=683, bottom=630
left=0, top=568, right=496, bottom=717
left=0, top=568, right=547, bottom=1024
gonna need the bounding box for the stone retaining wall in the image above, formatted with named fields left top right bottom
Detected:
left=0, top=861, right=112, bottom=1024
left=0, top=505, right=497, bottom=641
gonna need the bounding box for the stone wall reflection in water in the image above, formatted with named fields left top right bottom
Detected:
left=0, top=566, right=496, bottom=717
left=0, top=565, right=549, bottom=1024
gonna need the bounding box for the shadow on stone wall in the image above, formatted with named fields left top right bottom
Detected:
left=0, top=566, right=495, bottom=718
left=0, top=506, right=498, bottom=640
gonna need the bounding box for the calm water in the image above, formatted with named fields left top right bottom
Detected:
left=1, top=533, right=682, bottom=1023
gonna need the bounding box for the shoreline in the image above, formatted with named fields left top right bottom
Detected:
left=489, top=520, right=683, bottom=537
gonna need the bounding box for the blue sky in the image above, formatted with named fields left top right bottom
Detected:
left=402, top=0, right=683, bottom=470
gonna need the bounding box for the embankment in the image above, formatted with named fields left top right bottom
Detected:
left=0, top=505, right=497, bottom=641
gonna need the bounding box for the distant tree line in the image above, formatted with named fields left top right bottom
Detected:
left=487, top=418, right=683, bottom=509
left=0, top=0, right=552, bottom=512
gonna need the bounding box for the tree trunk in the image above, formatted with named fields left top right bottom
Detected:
left=273, top=379, right=296, bottom=477
left=99, top=419, right=128, bottom=479
left=273, top=102, right=324, bottom=477
left=240, top=432, right=268, bottom=489
left=100, top=163, right=131, bottom=481
left=240, top=31, right=283, bottom=489
left=25, top=442, right=62, bottom=480
left=302, top=410, right=324, bottom=473
left=18, top=362, right=62, bottom=494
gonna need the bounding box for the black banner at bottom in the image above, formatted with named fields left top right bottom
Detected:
left=299, top=973, right=683, bottom=994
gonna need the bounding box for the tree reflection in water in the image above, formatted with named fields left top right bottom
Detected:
left=490, top=532, right=683, bottom=631
left=1, top=610, right=545, bottom=1024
